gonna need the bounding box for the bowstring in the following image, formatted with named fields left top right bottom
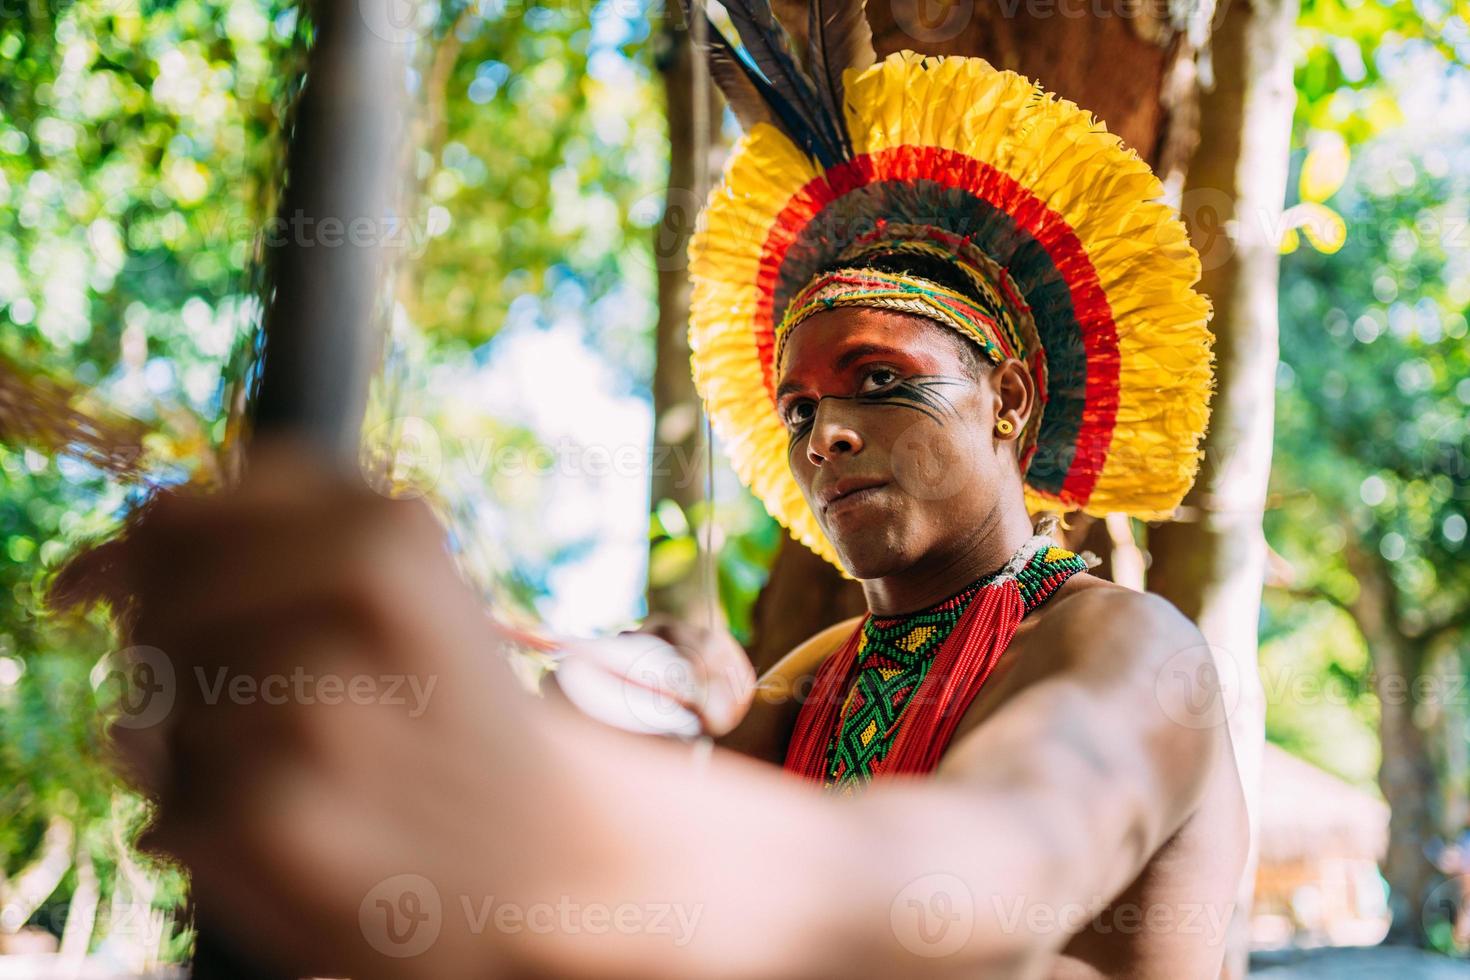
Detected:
left=689, top=4, right=719, bottom=769
left=689, top=4, right=716, bottom=637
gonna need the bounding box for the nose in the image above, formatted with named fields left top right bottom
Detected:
left=806, top=398, right=865, bottom=466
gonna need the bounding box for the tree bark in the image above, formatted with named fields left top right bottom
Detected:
left=1344, top=539, right=1443, bottom=945
left=649, top=18, right=726, bottom=622
left=1145, top=0, right=1296, bottom=971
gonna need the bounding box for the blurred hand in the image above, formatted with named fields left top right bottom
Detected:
left=550, top=614, right=755, bottom=740
left=75, top=439, right=564, bottom=978
left=629, top=614, right=756, bottom=737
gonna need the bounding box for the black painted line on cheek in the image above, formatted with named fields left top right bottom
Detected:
left=858, top=374, right=968, bottom=425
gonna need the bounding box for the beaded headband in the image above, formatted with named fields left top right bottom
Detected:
left=773, top=267, right=1021, bottom=374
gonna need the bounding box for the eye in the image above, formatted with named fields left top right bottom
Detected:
left=783, top=399, right=815, bottom=429
left=859, top=367, right=898, bottom=393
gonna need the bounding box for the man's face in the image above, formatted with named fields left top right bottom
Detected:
left=775, top=307, right=1020, bottom=580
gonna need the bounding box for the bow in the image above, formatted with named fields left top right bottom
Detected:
left=191, top=0, right=409, bottom=975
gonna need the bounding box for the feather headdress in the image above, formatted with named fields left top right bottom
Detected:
left=683, top=0, right=1215, bottom=569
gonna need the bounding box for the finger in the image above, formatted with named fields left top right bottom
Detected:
left=693, top=642, right=757, bottom=736
left=135, top=587, right=395, bottom=703
left=143, top=758, right=359, bottom=980
left=46, top=456, right=345, bottom=622
left=554, top=635, right=703, bottom=738
left=47, top=534, right=135, bottom=615
left=238, top=435, right=355, bottom=502
left=641, top=625, right=754, bottom=736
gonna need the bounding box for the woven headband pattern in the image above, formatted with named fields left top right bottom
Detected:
left=773, top=266, right=1027, bottom=374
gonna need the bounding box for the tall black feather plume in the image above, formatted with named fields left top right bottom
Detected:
left=677, top=0, right=843, bottom=166
left=705, top=28, right=778, bottom=132
left=807, top=0, right=875, bottom=156
left=714, top=0, right=847, bottom=165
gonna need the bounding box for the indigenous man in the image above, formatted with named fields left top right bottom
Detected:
left=97, top=29, right=1249, bottom=980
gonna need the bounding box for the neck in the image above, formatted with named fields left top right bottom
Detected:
left=859, top=499, right=1036, bottom=617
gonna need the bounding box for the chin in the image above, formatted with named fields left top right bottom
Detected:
left=830, top=528, right=919, bottom=581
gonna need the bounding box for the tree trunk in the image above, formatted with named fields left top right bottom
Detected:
left=1145, top=0, right=1296, bottom=971
left=649, top=18, right=726, bottom=622
left=1344, top=539, right=1443, bottom=945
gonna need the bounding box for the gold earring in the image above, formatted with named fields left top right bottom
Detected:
left=995, top=418, right=1015, bottom=436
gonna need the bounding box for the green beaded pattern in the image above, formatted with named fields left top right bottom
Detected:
left=825, top=542, right=1088, bottom=790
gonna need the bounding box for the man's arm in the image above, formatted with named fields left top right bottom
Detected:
left=522, top=589, right=1226, bottom=980
left=123, top=453, right=1233, bottom=979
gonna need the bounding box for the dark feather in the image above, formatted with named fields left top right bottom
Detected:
left=707, top=36, right=778, bottom=132
left=673, top=0, right=775, bottom=131
left=807, top=0, right=875, bottom=155
left=678, top=0, right=844, bottom=165
left=717, top=0, right=846, bottom=164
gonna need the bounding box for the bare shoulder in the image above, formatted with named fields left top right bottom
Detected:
left=1023, top=574, right=1211, bottom=681
left=949, top=574, right=1225, bottom=780
left=944, top=574, right=1236, bottom=856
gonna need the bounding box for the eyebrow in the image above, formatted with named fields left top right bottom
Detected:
left=775, top=343, right=911, bottom=402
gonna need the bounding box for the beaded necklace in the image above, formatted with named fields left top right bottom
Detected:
left=783, top=532, right=1089, bottom=790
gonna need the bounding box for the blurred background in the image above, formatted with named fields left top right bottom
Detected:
left=0, top=0, right=1467, bottom=976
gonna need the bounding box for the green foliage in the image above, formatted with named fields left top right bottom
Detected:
left=1294, top=0, right=1468, bottom=144
left=0, top=0, right=671, bottom=958
left=407, top=2, right=664, bottom=351
left=0, top=0, right=302, bottom=413
left=647, top=489, right=780, bottom=645
left=1265, top=130, right=1470, bottom=791
left=1273, top=137, right=1470, bottom=617
left=1, top=0, right=307, bottom=951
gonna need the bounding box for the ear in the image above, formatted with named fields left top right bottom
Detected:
left=991, top=358, right=1036, bottom=442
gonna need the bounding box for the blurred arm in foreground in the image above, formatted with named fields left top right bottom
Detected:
left=55, top=440, right=1242, bottom=980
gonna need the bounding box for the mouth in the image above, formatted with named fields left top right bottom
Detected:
left=819, top=480, right=890, bottom=517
